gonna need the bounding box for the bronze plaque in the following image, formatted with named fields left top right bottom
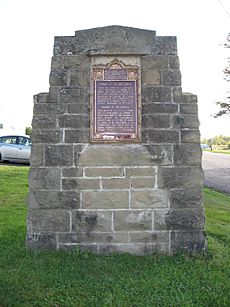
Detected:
left=91, top=59, right=141, bottom=142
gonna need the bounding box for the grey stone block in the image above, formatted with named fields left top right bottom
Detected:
left=49, top=86, right=60, bottom=102
left=68, top=103, right=89, bottom=114
left=31, top=129, right=62, bottom=144
left=126, top=167, right=156, bottom=177
left=114, top=210, right=152, bottom=231
left=173, top=115, right=200, bottom=129
left=158, top=166, right=204, bottom=189
left=82, top=191, right=129, bottom=209
left=29, top=168, right=61, bottom=190
left=151, top=36, right=177, bottom=55
left=171, top=231, right=206, bottom=253
left=54, top=26, right=157, bottom=55
left=131, top=190, right=169, bottom=208
left=98, top=243, right=169, bottom=255
left=142, top=87, right=171, bottom=103
left=72, top=210, right=112, bottom=232
left=142, top=130, right=179, bottom=143
left=26, top=232, right=57, bottom=249
left=173, top=87, right=183, bottom=103
left=51, top=55, right=90, bottom=70
left=84, top=167, right=124, bottom=177
left=102, top=178, right=130, bottom=189
left=170, top=188, right=203, bottom=208
left=130, top=231, right=169, bottom=243
left=68, top=70, right=90, bottom=87
left=169, top=56, right=180, bottom=69
left=27, top=191, right=80, bottom=209
left=142, top=70, right=161, bottom=86
left=65, top=129, right=89, bottom=143
left=180, top=103, right=198, bottom=114
left=142, top=114, right=171, bottom=128
left=62, top=167, right=83, bottom=177
left=165, top=209, right=205, bottom=230
left=182, top=93, right=197, bottom=104
left=181, top=129, right=200, bottom=143
left=30, top=144, right=43, bottom=166
left=163, top=69, right=181, bottom=86
left=131, top=178, right=155, bottom=189
left=144, top=145, right=173, bottom=165
left=62, top=178, right=100, bottom=190
left=49, top=69, right=67, bottom=86
left=59, top=87, right=89, bottom=104
left=58, top=232, right=129, bottom=244
left=33, top=93, right=50, bottom=103
left=27, top=209, right=70, bottom=232
left=173, top=144, right=202, bottom=166
left=142, top=103, right=178, bottom=114
left=33, top=103, right=66, bottom=115
left=141, top=55, right=169, bottom=70
left=59, top=114, right=89, bottom=129
left=44, top=145, right=73, bottom=166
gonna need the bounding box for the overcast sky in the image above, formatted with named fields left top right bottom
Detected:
left=0, top=0, right=229, bottom=138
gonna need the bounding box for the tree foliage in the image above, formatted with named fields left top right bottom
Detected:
left=214, top=33, right=230, bottom=117
left=202, top=135, right=230, bottom=146
left=25, top=126, right=32, bottom=136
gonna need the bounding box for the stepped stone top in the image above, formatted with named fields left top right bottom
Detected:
left=54, top=25, right=177, bottom=56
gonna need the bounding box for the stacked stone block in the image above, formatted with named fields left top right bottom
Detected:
left=27, top=26, right=206, bottom=254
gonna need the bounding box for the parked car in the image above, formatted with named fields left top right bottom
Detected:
left=0, top=135, right=31, bottom=164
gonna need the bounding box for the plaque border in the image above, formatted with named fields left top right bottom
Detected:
left=90, top=58, right=141, bottom=143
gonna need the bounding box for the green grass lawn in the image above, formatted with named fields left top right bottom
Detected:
left=205, top=149, right=230, bottom=155
left=0, top=166, right=230, bottom=306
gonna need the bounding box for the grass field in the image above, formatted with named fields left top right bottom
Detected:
left=0, top=165, right=230, bottom=306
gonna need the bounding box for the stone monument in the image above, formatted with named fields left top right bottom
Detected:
left=26, top=26, right=206, bottom=254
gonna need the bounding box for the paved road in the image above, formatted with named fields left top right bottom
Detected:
left=202, top=151, right=230, bottom=194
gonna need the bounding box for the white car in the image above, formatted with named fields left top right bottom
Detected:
left=0, top=135, right=31, bottom=164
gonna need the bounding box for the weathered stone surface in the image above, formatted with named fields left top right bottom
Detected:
left=173, top=87, right=183, bottom=103
left=125, top=167, right=156, bottom=177
left=51, top=55, right=90, bottom=70
left=77, top=145, right=153, bottom=166
left=44, top=145, right=73, bottom=166
left=144, top=145, right=173, bottom=165
left=180, top=103, right=198, bottom=114
left=34, top=93, right=50, bottom=103
left=130, top=231, right=169, bottom=243
left=62, top=167, right=83, bottom=177
left=141, top=55, right=169, bottom=70
left=27, top=209, right=70, bottom=232
left=142, top=70, right=161, bottom=86
left=102, top=178, right=130, bottom=189
left=68, top=103, right=89, bottom=114
left=27, top=191, right=80, bottom=209
left=72, top=210, right=112, bottom=232
left=49, top=86, right=60, bottom=101
left=169, top=56, right=180, bottom=69
left=170, top=188, right=203, bottom=208
left=29, top=168, right=61, bottom=190
left=97, top=243, right=169, bottom=255
left=151, top=36, right=177, bottom=55
left=142, top=103, right=178, bottom=114
left=54, top=26, right=158, bottom=55
left=171, top=231, right=206, bottom=253
left=62, top=178, right=100, bottom=190
left=59, top=87, right=89, bottom=104
left=142, top=130, right=179, bottom=143
left=182, top=93, right=197, bottom=104
left=131, top=190, right=169, bottom=208
left=142, top=87, right=171, bottom=103
left=173, top=115, right=200, bottom=129
left=165, top=209, right=205, bottom=230
left=84, top=167, right=124, bottom=177
left=181, top=129, right=200, bottom=143
left=114, top=210, right=152, bottom=231
left=32, top=129, right=62, bottom=144
left=163, top=69, right=181, bottom=86
left=33, top=103, right=66, bottom=115
left=142, top=114, right=171, bottom=128
left=82, top=191, right=129, bottom=209
left=173, top=144, right=202, bottom=166
left=26, top=232, right=57, bottom=249
left=59, top=114, right=89, bottom=129
left=30, top=145, right=43, bottom=166
left=65, top=129, right=89, bottom=143
left=131, top=178, right=155, bottom=189
left=158, top=166, right=204, bottom=189
left=68, top=70, right=89, bottom=87
left=58, top=232, right=129, bottom=244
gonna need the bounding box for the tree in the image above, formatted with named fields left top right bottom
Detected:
left=25, top=126, right=32, bottom=136
left=214, top=33, right=230, bottom=117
